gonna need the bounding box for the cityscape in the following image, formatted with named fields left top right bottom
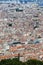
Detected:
left=0, top=0, right=43, bottom=63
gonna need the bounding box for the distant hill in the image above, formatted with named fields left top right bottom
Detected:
left=0, top=0, right=43, bottom=6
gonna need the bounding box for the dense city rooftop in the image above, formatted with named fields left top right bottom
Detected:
left=0, top=3, right=43, bottom=61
